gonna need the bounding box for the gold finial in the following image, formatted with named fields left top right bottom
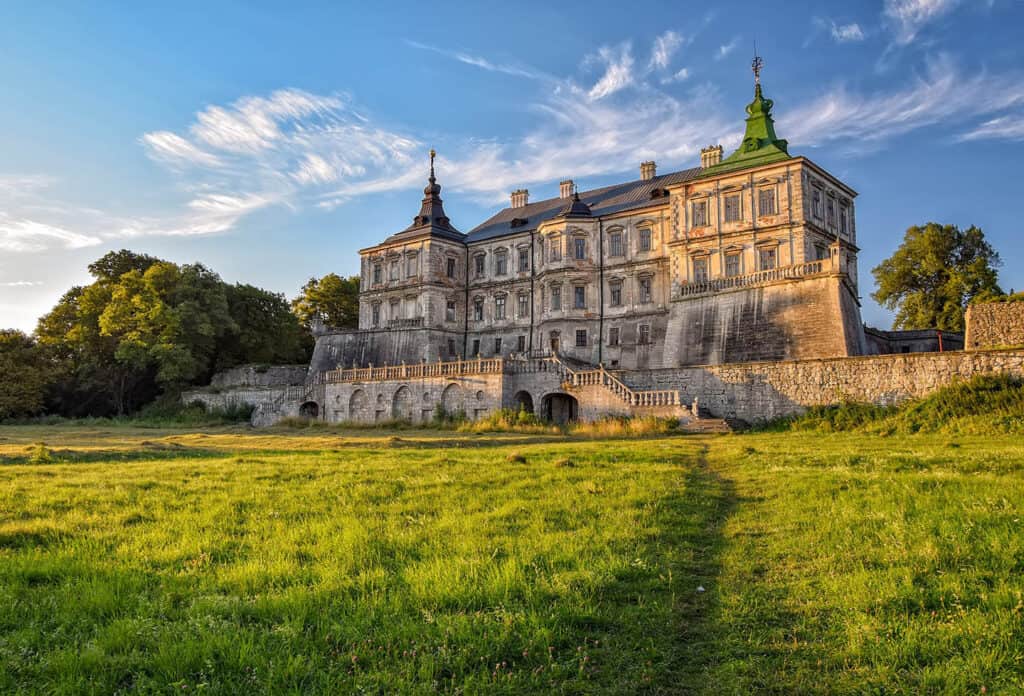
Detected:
left=752, top=52, right=763, bottom=85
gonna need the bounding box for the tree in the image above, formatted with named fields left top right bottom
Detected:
left=0, top=330, right=49, bottom=419
left=217, top=283, right=312, bottom=369
left=291, top=273, right=361, bottom=329
left=872, top=223, right=1003, bottom=332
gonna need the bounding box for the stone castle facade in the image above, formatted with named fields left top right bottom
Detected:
left=188, top=67, right=1016, bottom=427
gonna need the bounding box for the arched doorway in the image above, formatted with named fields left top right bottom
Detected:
left=512, top=390, right=534, bottom=414
left=299, top=401, right=319, bottom=419
left=392, top=386, right=413, bottom=421
left=349, top=389, right=368, bottom=422
left=441, top=383, right=463, bottom=417
left=541, top=393, right=578, bottom=424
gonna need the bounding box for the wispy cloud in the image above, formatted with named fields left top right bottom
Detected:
left=405, top=40, right=548, bottom=81
left=959, top=114, right=1024, bottom=141
left=831, top=22, right=866, bottom=42
left=0, top=216, right=102, bottom=253
left=716, top=37, right=739, bottom=61
left=883, top=0, right=959, bottom=45
left=660, top=68, right=691, bottom=85
left=0, top=280, right=43, bottom=287
left=649, top=31, right=684, bottom=70
left=585, top=42, right=636, bottom=101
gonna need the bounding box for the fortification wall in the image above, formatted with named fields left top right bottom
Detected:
left=626, top=349, right=1024, bottom=423
left=965, top=303, right=1024, bottom=350
left=323, top=374, right=505, bottom=424
left=662, top=274, right=863, bottom=366
left=310, top=327, right=463, bottom=373
left=209, top=365, right=307, bottom=389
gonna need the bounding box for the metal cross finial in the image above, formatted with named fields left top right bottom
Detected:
left=752, top=53, right=763, bottom=85
left=429, top=148, right=436, bottom=178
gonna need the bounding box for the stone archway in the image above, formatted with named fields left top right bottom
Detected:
left=441, top=383, right=463, bottom=417
left=512, top=390, right=534, bottom=414
left=541, top=393, right=578, bottom=424
left=299, top=401, right=319, bottom=419
left=392, top=386, right=413, bottom=421
left=349, top=389, right=368, bottom=422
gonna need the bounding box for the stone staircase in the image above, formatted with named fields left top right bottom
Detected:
left=547, top=354, right=683, bottom=408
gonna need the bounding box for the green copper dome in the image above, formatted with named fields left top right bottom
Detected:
left=700, top=75, right=791, bottom=178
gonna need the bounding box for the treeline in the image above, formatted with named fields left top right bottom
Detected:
left=0, top=250, right=359, bottom=420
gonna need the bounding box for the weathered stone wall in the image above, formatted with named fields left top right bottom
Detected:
left=662, top=274, right=863, bottom=366
left=626, top=349, right=1024, bottom=423
left=965, top=303, right=1024, bottom=350
left=310, top=327, right=464, bottom=373
left=209, top=365, right=307, bottom=389
left=323, top=374, right=505, bottom=424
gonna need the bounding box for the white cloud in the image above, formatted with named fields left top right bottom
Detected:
left=405, top=40, right=548, bottom=81
left=883, top=0, right=959, bottom=44
left=586, top=43, right=636, bottom=101
left=831, top=22, right=866, bottom=42
left=0, top=217, right=102, bottom=253
left=140, top=131, right=221, bottom=167
left=0, top=281, right=43, bottom=287
left=716, top=38, right=739, bottom=61
left=959, top=114, right=1024, bottom=141
left=661, top=68, right=691, bottom=85
left=649, top=31, right=684, bottom=70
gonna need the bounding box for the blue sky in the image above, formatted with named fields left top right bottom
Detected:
left=1, top=0, right=1022, bottom=332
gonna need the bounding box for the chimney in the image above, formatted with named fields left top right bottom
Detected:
left=510, top=188, right=529, bottom=208
left=640, top=161, right=657, bottom=181
left=559, top=180, right=574, bottom=198
left=700, top=145, right=723, bottom=169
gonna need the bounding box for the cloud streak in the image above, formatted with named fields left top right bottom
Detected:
left=883, top=0, right=959, bottom=45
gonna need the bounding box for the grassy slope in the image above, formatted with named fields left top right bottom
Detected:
left=0, top=425, right=1022, bottom=694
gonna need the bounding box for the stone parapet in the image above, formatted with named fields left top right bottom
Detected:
left=965, top=302, right=1024, bottom=350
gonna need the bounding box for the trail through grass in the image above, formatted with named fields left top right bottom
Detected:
left=0, top=425, right=1021, bottom=693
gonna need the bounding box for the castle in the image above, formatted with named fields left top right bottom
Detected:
left=191, top=63, right=1023, bottom=428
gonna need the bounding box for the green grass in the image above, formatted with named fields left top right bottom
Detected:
left=1, top=424, right=1022, bottom=693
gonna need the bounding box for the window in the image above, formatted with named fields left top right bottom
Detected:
left=389, top=261, right=399, bottom=281
left=638, top=277, right=652, bottom=304
left=474, top=254, right=485, bottom=277
left=406, top=254, right=417, bottom=278
left=518, top=294, right=529, bottom=318
left=551, top=285, right=562, bottom=310
left=473, top=298, right=484, bottom=321
left=517, top=335, right=526, bottom=352
left=693, top=257, right=709, bottom=284
left=446, top=300, right=456, bottom=322
left=724, top=194, right=741, bottom=223
left=447, top=338, right=457, bottom=357
left=575, top=329, right=587, bottom=347
left=758, top=188, right=775, bottom=217
left=812, top=188, right=823, bottom=218
left=472, top=339, right=480, bottom=356
left=609, top=231, right=624, bottom=257
left=373, top=264, right=382, bottom=285
left=494, top=337, right=502, bottom=354
left=574, top=286, right=586, bottom=309
left=639, top=228, right=652, bottom=252
left=495, top=251, right=508, bottom=276
left=840, top=206, right=848, bottom=235
left=371, top=303, right=381, bottom=327
left=638, top=324, right=651, bottom=344
left=609, top=280, right=622, bottom=307
left=549, top=238, right=561, bottom=261
left=826, top=199, right=836, bottom=226
left=573, top=237, right=586, bottom=260
left=815, top=244, right=829, bottom=261
left=692, top=200, right=708, bottom=227
left=495, top=295, right=506, bottom=320
left=390, top=298, right=400, bottom=319
left=725, top=253, right=741, bottom=278
left=518, top=248, right=530, bottom=272
left=608, top=326, right=620, bottom=346
left=758, top=247, right=777, bottom=271
left=446, top=257, right=456, bottom=278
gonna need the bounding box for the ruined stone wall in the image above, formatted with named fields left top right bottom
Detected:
left=965, top=302, right=1024, bottom=350
left=662, top=274, right=862, bottom=366
left=209, top=365, right=307, bottom=389
left=309, top=328, right=463, bottom=373
left=626, top=348, right=1024, bottom=423
left=323, top=374, right=505, bottom=424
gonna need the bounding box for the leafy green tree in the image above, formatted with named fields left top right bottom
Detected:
left=872, top=223, right=1003, bottom=332
left=217, top=283, right=311, bottom=368
left=0, top=330, right=49, bottom=419
left=291, top=273, right=361, bottom=329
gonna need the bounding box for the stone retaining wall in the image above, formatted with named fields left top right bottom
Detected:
left=965, top=302, right=1024, bottom=350
left=209, top=365, right=307, bottom=389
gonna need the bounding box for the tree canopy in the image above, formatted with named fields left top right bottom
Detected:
left=872, top=223, right=1003, bottom=332
left=0, top=330, right=49, bottom=420
left=291, top=273, right=361, bottom=330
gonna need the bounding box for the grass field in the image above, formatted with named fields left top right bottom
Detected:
left=1, top=424, right=1022, bottom=694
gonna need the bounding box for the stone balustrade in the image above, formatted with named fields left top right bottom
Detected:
left=678, top=259, right=830, bottom=298
left=386, top=317, right=424, bottom=328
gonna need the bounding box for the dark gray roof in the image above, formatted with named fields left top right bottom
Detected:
left=466, top=167, right=702, bottom=243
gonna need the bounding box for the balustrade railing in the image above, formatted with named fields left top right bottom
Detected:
left=386, top=317, right=424, bottom=328
left=678, top=259, right=829, bottom=297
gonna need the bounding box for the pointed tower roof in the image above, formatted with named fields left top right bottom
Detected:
left=383, top=150, right=465, bottom=244
left=700, top=55, right=791, bottom=178
left=558, top=188, right=592, bottom=219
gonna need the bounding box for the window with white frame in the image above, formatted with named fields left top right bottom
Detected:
left=638, top=324, right=651, bottom=345
left=724, top=194, right=741, bottom=223
left=639, top=228, right=652, bottom=252
left=608, top=326, right=620, bottom=346
left=551, top=284, right=562, bottom=311
left=758, top=188, right=775, bottom=216
left=495, top=295, right=506, bottom=320
left=638, top=277, right=652, bottom=304
left=573, top=285, right=586, bottom=309
left=473, top=297, right=484, bottom=321
left=692, top=200, right=708, bottom=227
left=609, top=231, right=624, bottom=257
left=693, top=256, right=709, bottom=284
left=609, top=280, right=622, bottom=307
left=575, top=329, right=587, bottom=347
left=517, top=293, right=528, bottom=318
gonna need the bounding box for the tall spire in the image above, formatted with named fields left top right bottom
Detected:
left=408, top=148, right=454, bottom=231
left=699, top=54, right=790, bottom=177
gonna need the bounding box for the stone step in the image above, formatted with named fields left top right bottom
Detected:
left=679, top=417, right=733, bottom=434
